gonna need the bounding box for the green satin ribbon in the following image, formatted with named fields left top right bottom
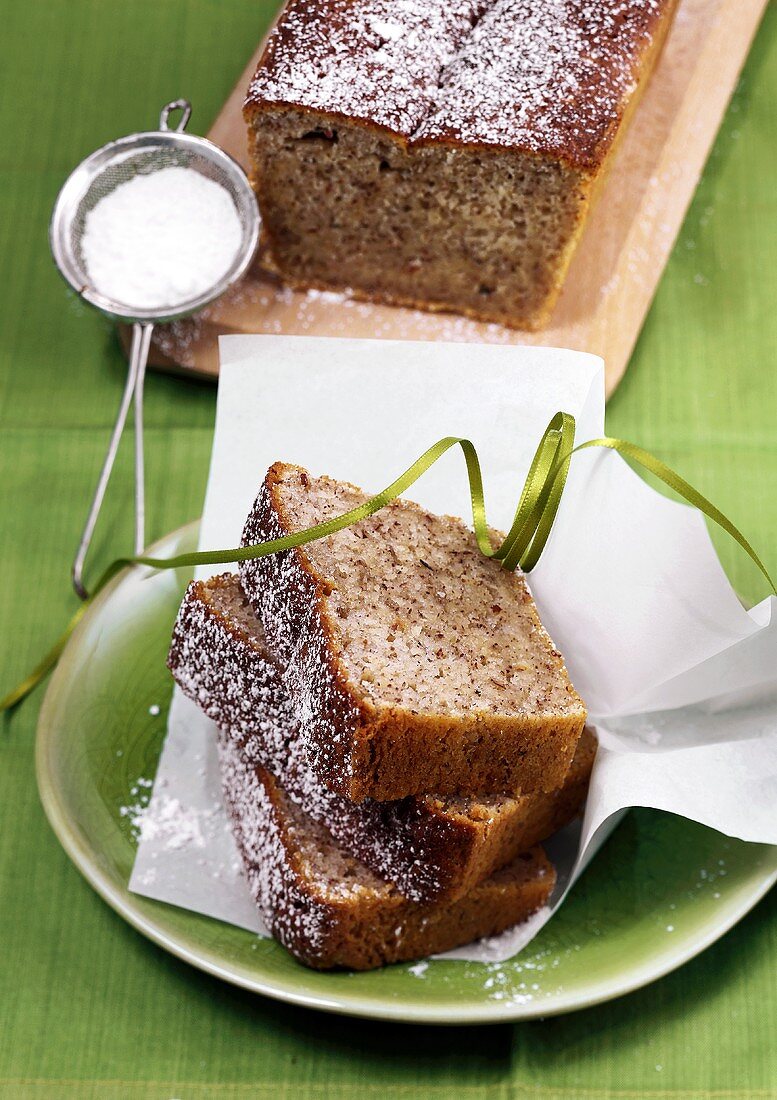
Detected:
left=2, top=412, right=773, bottom=713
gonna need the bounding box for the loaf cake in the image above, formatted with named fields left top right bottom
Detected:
left=244, top=0, right=677, bottom=329
left=217, top=728, right=556, bottom=969
left=168, top=572, right=595, bottom=901
left=239, top=462, right=587, bottom=802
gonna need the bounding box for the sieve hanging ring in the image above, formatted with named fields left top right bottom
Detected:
left=159, top=99, right=192, bottom=133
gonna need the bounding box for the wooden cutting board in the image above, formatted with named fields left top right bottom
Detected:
left=143, top=0, right=767, bottom=398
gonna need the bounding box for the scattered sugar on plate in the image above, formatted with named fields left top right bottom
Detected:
left=137, top=795, right=214, bottom=850
left=81, top=166, right=243, bottom=311
left=121, top=779, right=215, bottom=852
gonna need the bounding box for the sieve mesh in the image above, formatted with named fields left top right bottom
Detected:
left=51, top=127, right=259, bottom=321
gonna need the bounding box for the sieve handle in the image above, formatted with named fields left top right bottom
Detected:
left=159, top=99, right=192, bottom=133
left=71, top=322, right=153, bottom=599
left=131, top=322, right=152, bottom=559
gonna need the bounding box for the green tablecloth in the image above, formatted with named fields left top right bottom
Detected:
left=1, top=2, right=775, bottom=1097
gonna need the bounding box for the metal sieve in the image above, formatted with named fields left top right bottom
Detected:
left=50, top=99, right=260, bottom=597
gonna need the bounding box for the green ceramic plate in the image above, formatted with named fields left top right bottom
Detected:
left=36, top=523, right=777, bottom=1024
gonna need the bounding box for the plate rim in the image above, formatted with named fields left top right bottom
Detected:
left=35, top=521, right=777, bottom=1025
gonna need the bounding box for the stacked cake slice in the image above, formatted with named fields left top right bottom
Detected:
left=168, top=463, right=591, bottom=969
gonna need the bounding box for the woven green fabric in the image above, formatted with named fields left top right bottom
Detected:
left=0, top=1, right=775, bottom=1097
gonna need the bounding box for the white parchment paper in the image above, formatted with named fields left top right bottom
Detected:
left=130, top=336, right=777, bottom=960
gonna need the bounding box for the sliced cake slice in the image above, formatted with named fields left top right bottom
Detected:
left=217, top=729, right=556, bottom=970
left=239, top=463, right=587, bottom=802
left=168, top=573, right=595, bottom=902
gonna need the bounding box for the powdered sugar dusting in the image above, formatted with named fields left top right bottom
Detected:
left=150, top=274, right=523, bottom=367
left=122, top=780, right=223, bottom=852
left=247, top=0, right=667, bottom=166
left=135, top=795, right=209, bottom=849
left=119, top=776, right=154, bottom=839
left=416, top=0, right=662, bottom=164
left=248, top=0, right=488, bottom=136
